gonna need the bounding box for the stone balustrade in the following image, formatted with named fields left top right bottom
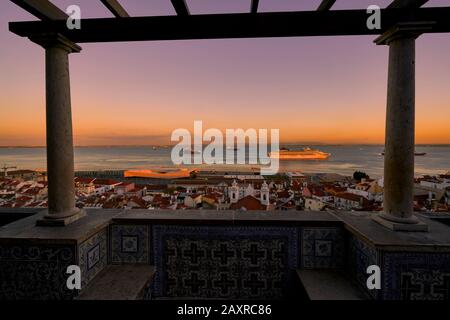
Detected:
left=0, top=209, right=449, bottom=300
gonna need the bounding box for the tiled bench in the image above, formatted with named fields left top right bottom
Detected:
left=297, top=269, right=366, bottom=300
left=78, top=265, right=155, bottom=300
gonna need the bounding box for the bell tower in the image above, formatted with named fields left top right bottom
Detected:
left=230, top=180, right=239, bottom=204
left=260, top=181, right=269, bottom=206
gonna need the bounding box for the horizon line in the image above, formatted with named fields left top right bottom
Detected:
left=2, top=143, right=450, bottom=148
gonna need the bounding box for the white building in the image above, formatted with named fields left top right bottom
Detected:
left=420, top=178, right=450, bottom=190
left=304, top=198, right=326, bottom=211
left=334, top=192, right=369, bottom=210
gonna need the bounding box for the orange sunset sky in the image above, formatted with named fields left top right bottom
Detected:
left=1, top=0, right=449, bottom=146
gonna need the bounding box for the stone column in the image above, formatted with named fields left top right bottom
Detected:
left=32, top=34, right=86, bottom=226
left=373, top=23, right=433, bottom=232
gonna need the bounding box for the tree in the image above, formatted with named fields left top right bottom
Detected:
left=166, top=187, right=177, bottom=195
left=353, top=171, right=369, bottom=182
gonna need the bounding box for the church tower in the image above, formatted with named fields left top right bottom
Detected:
left=230, top=180, right=239, bottom=204
left=260, top=181, right=269, bottom=206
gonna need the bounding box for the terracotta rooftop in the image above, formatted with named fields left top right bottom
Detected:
left=230, top=195, right=266, bottom=211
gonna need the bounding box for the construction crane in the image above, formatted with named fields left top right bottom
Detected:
left=1, top=165, right=17, bottom=178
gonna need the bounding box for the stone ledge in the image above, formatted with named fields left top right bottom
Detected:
left=36, top=209, right=87, bottom=227
left=1, top=209, right=450, bottom=251
left=112, top=210, right=341, bottom=226
left=77, top=265, right=155, bottom=300
left=372, top=215, right=429, bottom=232
left=331, top=211, right=450, bottom=252
left=297, top=269, right=367, bottom=300
left=0, top=209, right=122, bottom=245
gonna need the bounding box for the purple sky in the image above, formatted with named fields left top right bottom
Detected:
left=1, top=0, right=449, bottom=146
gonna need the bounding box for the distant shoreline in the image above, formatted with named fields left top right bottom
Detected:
left=1, top=144, right=450, bottom=148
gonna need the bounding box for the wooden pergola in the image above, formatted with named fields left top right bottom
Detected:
left=8, top=0, right=450, bottom=231
left=9, top=0, right=450, bottom=42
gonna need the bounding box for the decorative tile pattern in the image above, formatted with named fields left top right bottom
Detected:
left=87, top=245, right=100, bottom=269
left=152, top=225, right=298, bottom=299
left=122, top=235, right=139, bottom=253
left=79, top=228, right=108, bottom=288
left=0, top=244, right=77, bottom=300
left=382, top=252, right=450, bottom=300
left=301, top=227, right=345, bottom=269
left=111, top=225, right=149, bottom=264
left=315, top=240, right=333, bottom=257
left=347, top=235, right=379, bottom=299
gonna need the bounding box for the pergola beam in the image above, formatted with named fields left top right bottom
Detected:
left=9, top=8, right=450, bottom=44
left=388, top=0, right=429, bottom=8
left=251, top=0, right=259, bottom=14
left=100, top=0, right=130, bottom=18
left=171, top=0, right=190, bottom=16
left=10, top=0, right=68, bottom=20
left=317, top=0, right=337, bottom=11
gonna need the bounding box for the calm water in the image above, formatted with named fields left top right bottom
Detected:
left=0, top=145, right=449, bottom=178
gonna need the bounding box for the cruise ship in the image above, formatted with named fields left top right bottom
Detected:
left=269, top=147, right=331, bottom=160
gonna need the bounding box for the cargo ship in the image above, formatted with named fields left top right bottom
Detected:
left=269, top=147, right=331, bottom=160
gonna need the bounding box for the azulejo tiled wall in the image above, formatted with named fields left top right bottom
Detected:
left=78, top=228, right=108, bottom=288
left=347, top=234, right=380, bottom=299
left=301, top=227, right=345, bottom=269
left=152, top=225, right=299, bottom=299
left=0, top=243, right=77, bottom=300
left=347, top=233, right=450, bottom=301
left=111, top=224, right=150, bottom=264
left=381, top=252, right=450, bottom=300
